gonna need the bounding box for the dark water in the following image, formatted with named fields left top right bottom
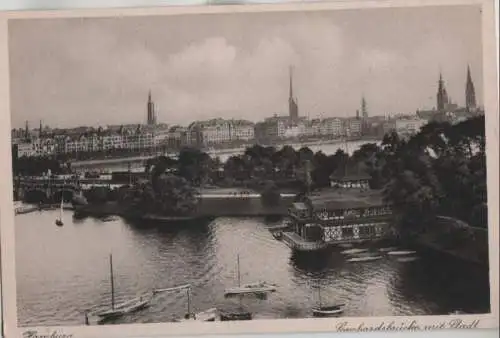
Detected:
left=16, top=209, right=490, bottom=327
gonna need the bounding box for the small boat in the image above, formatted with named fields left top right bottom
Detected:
left=224, top=254, right=277, bottom=297
left=101, top=216, right=118, bottom=222
left=92, top=253, right=158, bottom=323
left=346, top=255, right=383, bottom=262
left=312, top=285, right=345, bottom=317
left=175, top=288, right=218, bottom=322
left=396, top=257, right=419, bottom=263
left=220, top=310, right=252, bottom=321
left=449, top=310, right=467, bottom=315
left=272, top=231, right=283, bottom=240
left=387, top=250, right=417, bottom=256
left=338, top=243, right=353, bottom=249
left=340, top=248, right=368, bottom=255
left=55, top=197, right=64, bottom=226
left=378, top=247, right=398, bottom=252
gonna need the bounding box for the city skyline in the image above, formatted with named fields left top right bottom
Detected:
left=8, top=5, right=483, bottom=129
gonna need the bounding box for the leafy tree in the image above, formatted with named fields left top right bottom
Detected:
left=260, top=181, right=281, bottom=207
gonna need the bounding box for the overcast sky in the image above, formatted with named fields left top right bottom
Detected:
left=9, top=4, right=483, bottom=129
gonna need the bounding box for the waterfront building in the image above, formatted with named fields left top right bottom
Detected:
left=284, top=189, right=393, bottom=250
left=254, top=115, right=288, bottom=143
left=166, top=125, right=189, bottom=149
left=320, top=117, right=343, bottom=137
left=344, top=118, right=362, bottom=136
left=229, top=119, right=255, bottom=141
left=188, top=119, right=232, bottom=147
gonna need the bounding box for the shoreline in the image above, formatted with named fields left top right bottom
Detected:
left=69, top=137, right=381, bottom=167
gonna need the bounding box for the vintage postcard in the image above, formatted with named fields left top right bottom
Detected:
left=0, top=0, right=498, bottom=337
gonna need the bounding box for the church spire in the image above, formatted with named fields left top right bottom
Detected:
left=288, top=65, right=299, bottom=123
left=361, top=96, right=368, bottom=118
left=465, top=65, right=477, bottom=111
left=437, top=72, right=449, bottom=111
left=147, top=90, right=156, bottom=125
left=24, top=120, right=29, bottom=140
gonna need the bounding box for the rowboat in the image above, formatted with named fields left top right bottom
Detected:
left=387, top=250, right=417, bottom=256
left=346, top=255, right=383, bottom=262
left=341, top=248, right=369, bottom=255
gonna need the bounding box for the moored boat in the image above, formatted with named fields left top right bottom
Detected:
left=340, top=248, right=369, bottom=255
left=378, top=247, right=398, bottom=252
left=225, top=281, right=277, bottom=296
left=224, top=254, right=277, bottom=297
left=387, top=250, right=417, bottom=256
left=272, top=231, right=283, bottom=240
left=312, top=285, right=345, bottom=318
left=346, top=255, right=383, bottom=262
left=220, top=310, right=252, bottom=321
left=396, top=256, right=419, bottom=263
left=312, top=304, right=346, bottom=317
left=174, top=285, right=218, bottom=322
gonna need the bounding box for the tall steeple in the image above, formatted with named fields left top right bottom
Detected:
left=24, top=120, right=29, bottom=140
left=361, top=96, right=368, bottom=119
left=147, top=90, right=156, bottom=125
left=39, top=120, right=43, bottom=136
left=288, top=66, right=299, bottom=124
left=465, top=65, right=477, bottom=111
left=437, top=72, right=449, bottom=111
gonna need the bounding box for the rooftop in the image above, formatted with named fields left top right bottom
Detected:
left=308, top=188, right=386, bottom=210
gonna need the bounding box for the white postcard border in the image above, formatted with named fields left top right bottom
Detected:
left=0, top=0, right=498, bottom=337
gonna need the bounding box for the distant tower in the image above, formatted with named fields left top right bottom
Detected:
left=361, top=96, right=368, bottom=118
left=437, top=73, right=449, bottom=111
left=39, top=120, right=43, bottom=136
left=24, top=120, right=29, bottom=140
left=147, top=91, right=156, bottom=125
left=465, top=65, right=477, bottom=111
left=288, top=66, right=299, bottom=124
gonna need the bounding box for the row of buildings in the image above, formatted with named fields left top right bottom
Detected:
left=12, top=65, right=482, bottom=158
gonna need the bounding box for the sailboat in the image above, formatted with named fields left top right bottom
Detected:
left=55, top=197, right=64, bottom=226
left=175, top=287, right=218, bottom=322
left=224, top=254, right=277, bottom=297
left=93, top=253, right=153, bottom=324
left=312, top=285, right=345, bottom=317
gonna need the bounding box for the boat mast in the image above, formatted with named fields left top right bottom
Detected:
left=186, top=287, right=191, bottom=316
left=318, top=285, right=322, bottom=308
left=110, top=253, right=115, bottom=310
left=237, top=254, right=241, bottom=287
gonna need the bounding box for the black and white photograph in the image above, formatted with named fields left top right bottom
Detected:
left=0, top=0, right=498, bottom=337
